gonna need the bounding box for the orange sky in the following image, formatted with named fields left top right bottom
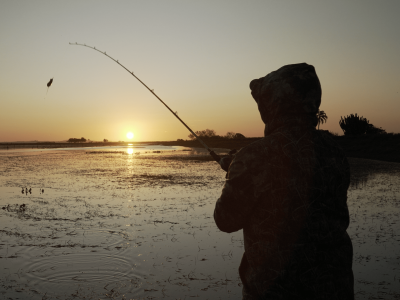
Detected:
left=1, top=1, right=399, bottom=142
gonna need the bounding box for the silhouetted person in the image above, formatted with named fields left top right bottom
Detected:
left=29, top=188, right=32, bottom=194
left=25, top=187, right=28, bottom=195
left=214, top=63, right=353, bottom=299
left=42, top=189, right=44, bottom=194
left=21, top=188, right=24, bottom=194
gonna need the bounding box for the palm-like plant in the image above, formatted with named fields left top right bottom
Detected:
left=316, top=110, right=328, bottom=129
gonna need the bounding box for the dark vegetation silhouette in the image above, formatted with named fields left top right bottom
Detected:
left=188, top=129, right=217, bottom=140
left=103, top=139, right=109, bottom=142
left=67, top=137, right=87, bottom=143
left=316, top=110, right=328, bottom=129
left=233, top=133, right=246, bottom=139
left=365, top=124, right=386, bottom=135
left=169, top=110, right=400, bottom=164
left=224, top=132, right=236, bottom=139
left=188, top=129, right=245, bottom=140
left=339, top=114, right=386, bottom=136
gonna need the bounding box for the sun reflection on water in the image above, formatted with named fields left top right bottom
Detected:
left=127, top=148, right=134, bottom=155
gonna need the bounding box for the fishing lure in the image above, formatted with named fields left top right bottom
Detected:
left=44, top=77, right=53, bottom=99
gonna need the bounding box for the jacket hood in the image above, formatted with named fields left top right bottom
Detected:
left=250, top=63, right=321, bottom=136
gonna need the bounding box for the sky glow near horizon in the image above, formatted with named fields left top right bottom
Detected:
left=1, top=1, right=399, bottom=142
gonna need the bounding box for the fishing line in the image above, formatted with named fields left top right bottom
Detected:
left=69, top=42, right=222, bottom=164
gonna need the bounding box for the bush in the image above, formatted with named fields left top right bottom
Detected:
left=188, top=129, right=246, bottom=140
left=339, top=114, right=387, bottom=136
left=224, top=132, right=236, bottom=139
left=339, top=114, right=370, bottom=135
left=234, top=133, right=246, bottom=139
left=68, top=137, right=87, bottom=143
left=365, top=124, right=386, bottom=135
left=188, top=129, right=217, bottom=140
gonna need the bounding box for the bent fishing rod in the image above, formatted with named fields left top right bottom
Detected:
left=69, top=42, right=222, bottom=165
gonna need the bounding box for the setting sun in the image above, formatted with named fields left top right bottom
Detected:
left=126, top=132, right=134, bottom=139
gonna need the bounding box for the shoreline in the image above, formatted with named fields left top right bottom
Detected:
left=1, top=134, right=399, bottom=164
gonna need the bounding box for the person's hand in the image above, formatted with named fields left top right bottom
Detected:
left=219, top=149, right=238, bottom=172
left=220, top=156, right=233, bottom=172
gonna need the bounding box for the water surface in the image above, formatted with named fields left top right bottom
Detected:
left=0, top=151, right=399, bottom=299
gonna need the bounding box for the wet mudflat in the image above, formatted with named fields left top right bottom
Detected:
left=346, top=158, right=400, bottom=299
left=0, top=149, right=399, bottom=299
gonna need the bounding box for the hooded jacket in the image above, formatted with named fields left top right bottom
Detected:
left=214, top=63, right=354, bottom=299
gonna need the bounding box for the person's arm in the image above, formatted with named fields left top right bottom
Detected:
left=214, top=151, right=261, bottom=233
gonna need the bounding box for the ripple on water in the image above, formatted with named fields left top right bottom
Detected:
left=24, top=250, right=139, bottom=294
left=71, top=227, right=130, bottom=248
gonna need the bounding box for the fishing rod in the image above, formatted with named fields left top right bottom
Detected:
left=69, top=42, right=222, bottom=165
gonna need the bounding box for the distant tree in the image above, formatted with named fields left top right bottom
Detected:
left=202, top=129, right=217, bottom=138
left=188, top=129, right=217, bottom=140
left=177, top=139, right=184, bottom=142
left=339, top=114, right=370, bottom=135
left=187, top=130, right=246, bottom=140
left=68, top=138, right=86, bottom=143
left=103, top=139, right=108, bottom=142
left=188, top=133, right=195, bottom=140
left=234, top=133, right=246, bottom=139
left=317, top=110, right=328, bottom=130
left=224, top=132, right=236, bottom=139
